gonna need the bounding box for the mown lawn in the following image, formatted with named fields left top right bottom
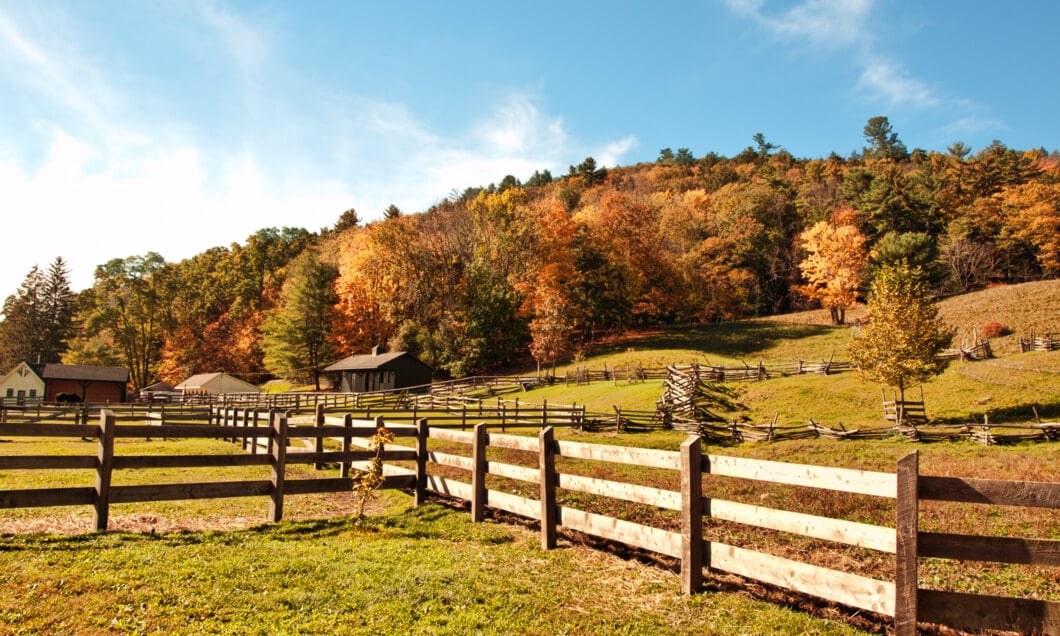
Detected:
left=0, top=501, right=875, bottom=635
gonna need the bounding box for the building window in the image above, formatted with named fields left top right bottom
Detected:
left=29, top=389, right=37, bottom=397
left=4, top=389, right=12, bottom=398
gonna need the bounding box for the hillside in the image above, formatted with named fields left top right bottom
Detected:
left=517, top=280, right=1060, bottom=428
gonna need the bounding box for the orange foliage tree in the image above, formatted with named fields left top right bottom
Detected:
left=796, top=208, right=869, bottom=325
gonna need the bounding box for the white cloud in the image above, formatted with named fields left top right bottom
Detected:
left=193, top=0, right=269, bottom=76
left=724, top=0, right=957, bottom=111
left=857, top=59, right=939, bottom=108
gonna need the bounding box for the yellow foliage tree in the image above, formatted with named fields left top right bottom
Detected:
left=796, top=211, right=869, bottom=325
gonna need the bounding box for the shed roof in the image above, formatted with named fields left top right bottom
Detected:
left=40, top=364, right=129, bottom=383
left=325, top=351, right=429, bottom=372
left=175, top=372, right=260, bottom=393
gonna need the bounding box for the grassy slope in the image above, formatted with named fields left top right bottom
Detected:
left=520, top=279, right=1060, bottom=427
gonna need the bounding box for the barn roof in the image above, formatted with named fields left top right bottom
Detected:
left=175, top=372, right=260, bottom=393
left=324, top=351, right=429, bottom=372
left=40, top=364, right=129, bottom=383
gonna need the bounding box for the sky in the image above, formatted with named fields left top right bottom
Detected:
left=1, top=0, right=1058, bottom=297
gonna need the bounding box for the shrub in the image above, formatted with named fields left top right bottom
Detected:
left=981, top=321, right=1010, bottom=338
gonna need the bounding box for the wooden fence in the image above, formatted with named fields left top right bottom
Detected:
left=0, top=410, right=418, bottom=530
left=1021, top=332, right=1059, bottom=352
left=0, top=412, right=1057, bottom=633
left=399, top=424, right=1058, bottom=635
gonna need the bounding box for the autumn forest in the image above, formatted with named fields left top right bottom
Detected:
left=2, top=118, right=1058, bottom=390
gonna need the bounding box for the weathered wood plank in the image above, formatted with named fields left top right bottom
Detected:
left=110, top=480, right=273, bottom=503
left=558, top=506, right=682, bottom=558
left=488, top=489, right=540, bottom=519
left=115, top=424, right=267, bottom=439
left=286, top=449, right=417, bottom=466
left=0, top=455, right=97, bottom=470
left=555, top=440, right=678, bottom=470
left=919, top=475, right=1060, bottom=509
left=919, top=532, right=1060, bottom=566
left=539, top=427, right=557, bottom=549
left=488, top=460, right=539, bottom=483
left=0, top=423, right=98, bottom=438
left=429, top=451, right=474, bottom=472
left=425, top=474, right=472, bottom=500
left=708, top=542, right=896, bottom=616
left=471, top=423, right=487, bottom=523
left=681, top=435, right=703, bottom=594
left=558, top=473, right=681, bottom=510
left=488, top=432, right=540, bottom=452
left=707, top=498, right=896, bottom=553
left=93, top=411, right=116, bottom=531
left=415, top=419, right=429, bottom=506
left=289, top=424, right=417, bottom=438
left=705, top=454, right=897, bottom=498
left=430, top=428, right=475, bottom=445
left=918, top=589, right=1060, bottom=634
left=0, top=487, right=96, bottom=508
left=895, top=451, right=919, bottom=635
left=113, top=454, right=272, bottom=469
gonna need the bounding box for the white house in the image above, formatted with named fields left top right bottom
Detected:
left=174, top=372, right=261, bottom=396
left=0, top=362, right=45, bottom=405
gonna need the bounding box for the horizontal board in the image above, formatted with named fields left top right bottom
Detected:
left=708, top=542, right=895, bottom=616
left=704, top=454, right=897, bottom=498
left=558, top=505, right=681, bottom=558
left=0, top=423, right=98, bottom=438
left=487, top=460, right=539, bottom=483
left=487, top=489, right=540, bottom=519
left=0, top=455, right=97, bottom=470
left=284, top=476, right=415, bottom=494
left=0, top=486, right=96, bottom=508
left=289, top=424, right=417, bottom=438
left=918, top=589, right=1059, bottom=634
left=113, top=454, right=271, bottom=469
left=285, top=449, right=418, bottom=466
left=707, top=498, right=896, bottom=553
left=919, top=475, right=1060, bottom=508
left=425, top=474, right=472, bottom=500
left=429, top=451, right=474, bottom=471
left=429, top=428, right=474, bottom=444
left=486, top=432, right=540, bottom=452
left=558, top=473, right=681, bottom=510
left=110, top=480, right=272, bottom=503
left=919, top=532, right=1060, bottom=566
left=114, top=424, right=266, bottom=439
left=555, top=440, right=678, bottom=470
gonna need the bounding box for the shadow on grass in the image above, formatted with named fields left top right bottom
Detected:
left=931, top=399, right=1060, bottom=426
left=594, top=321, right=839, bottom=359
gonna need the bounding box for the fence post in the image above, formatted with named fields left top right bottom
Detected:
left=415, top=418, right=429, bottom=506
left=314, top=403, right=325, bottom=470
left=269, top=411, right=288, bottom=522
left=542, top=399, right=548, bottom=429
left=340, top=413, right=353, bottom=478
left=895, top=451, right=919, bottom=635
left=471, top=422, right=488, bottom=522
left=681, top=435, right=704, bottom=594
left=93, top=409, right=116, bottom=531
left=539, top=426, right=557, bottom=549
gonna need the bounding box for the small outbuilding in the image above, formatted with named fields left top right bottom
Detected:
left=139, top=381, right=179, bottom=403
left=175, top=372, right=261, bottom=396
left=325, top=348, right=432, bottom=393
left=39, top=364, right=130, bottom=403
left=0, top=361, right=46, bottom=405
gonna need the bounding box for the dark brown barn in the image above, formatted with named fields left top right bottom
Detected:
left=38, top=364, right=130, bottom=403
left=324, top=348, right=432, bottom=393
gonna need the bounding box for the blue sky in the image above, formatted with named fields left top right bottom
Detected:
left=1, top=0, right=1057, bottom=296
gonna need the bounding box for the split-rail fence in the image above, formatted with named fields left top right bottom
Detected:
left=0, top=410, right=1056, bottom=634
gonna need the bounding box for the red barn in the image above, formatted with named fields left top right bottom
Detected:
left=39, top=364, right=130, bottom=403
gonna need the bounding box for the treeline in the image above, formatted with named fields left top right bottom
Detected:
left=1, top=117, right=1057, bottom=388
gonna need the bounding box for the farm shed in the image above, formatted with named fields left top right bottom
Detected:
left=325, top=348, right=432, bottom=393
left=139, top=381, right=179, bottom=402
left=175, top=372, right=260, bottom=396
left=39, top=364, right=129, bottom=403
left=0, top=362, right=45, bottom=405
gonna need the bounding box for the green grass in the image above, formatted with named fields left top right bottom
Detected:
left=0, top=501, right=874, bottom=635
